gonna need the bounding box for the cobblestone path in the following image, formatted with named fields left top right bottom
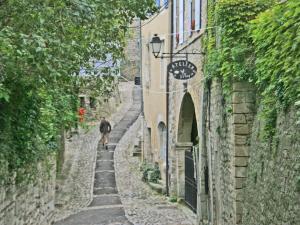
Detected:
left=55, top=87, right=141, bottom=225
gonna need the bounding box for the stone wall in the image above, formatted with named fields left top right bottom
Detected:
left=0, top=157, right=56, bottom=225
left=242, top=107, right=300, bottom=225
left=121, top=18, right=140, bottom=81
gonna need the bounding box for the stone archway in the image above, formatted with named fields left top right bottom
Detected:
left=176, top=93, right=198, bottom=212
left=177, top=93, right=198, bottom=144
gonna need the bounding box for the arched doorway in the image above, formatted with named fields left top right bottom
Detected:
left=177, top=93, right=198, bottom=212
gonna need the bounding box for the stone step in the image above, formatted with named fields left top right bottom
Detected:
left=98, top=145, right=116, bottom=152
left=94, top=171, right=116, bottom=188
left=89, top=195, right=122, bottom=207
left=54, top=207, right=128, bottom=225
left=94, top=187, right=118, bottom=195
left=97, top=151, right=114, bottom=160
left=96, top=161, right=114, bottom=171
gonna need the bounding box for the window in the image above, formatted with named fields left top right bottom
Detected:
left=173, top=0, right=178, bottom=46
left=195, top=0, right=202, bottom=30
left=156, top=0, right=160, bottom=7
left=188, top=0, right=196, bottom=35
left=179, top=0, right=184, bottom=44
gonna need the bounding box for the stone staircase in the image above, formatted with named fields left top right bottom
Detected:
left=54, top=87, right=141, bottom=225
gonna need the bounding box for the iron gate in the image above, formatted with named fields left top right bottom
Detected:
left=185, top=147, right=198, bottom=212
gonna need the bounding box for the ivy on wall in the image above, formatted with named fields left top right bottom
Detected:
left=250, top=0, right=300, bottom=135
left=204, top=0, right=300, bottom=137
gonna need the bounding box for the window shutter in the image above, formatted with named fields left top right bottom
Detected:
left=188, top=0, right=192, bottom=35
left=173, top=0, right=177, bottom=47
left=179, top=0, right=184, bottom=44
left=195, top=0, right=201, bottom=30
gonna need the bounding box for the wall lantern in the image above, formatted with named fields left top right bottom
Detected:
left=150, top=34, right=205, bottom=59
left=150, top=34, right=162, bottom=58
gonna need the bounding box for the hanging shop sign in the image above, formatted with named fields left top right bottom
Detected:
left=167, top=60, right=197, bottom=80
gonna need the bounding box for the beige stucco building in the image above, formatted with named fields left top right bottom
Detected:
left=141, top=1, right=171, bottom=182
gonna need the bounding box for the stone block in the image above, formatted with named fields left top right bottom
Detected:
left=233, top=103, right=254, bottom=114
left=233, top=114, right=247, bottom=124
left=232, top=93, right=244, bottom=104
left=235, top=177, right=246, bottom=189
left=236, top=213, right=243, bottom=224
left=233, top=82, right=255, bottom=92
left=234, top=124, right=251, bottom=135
left=235, top=166, right=247, bottom=178
left=236, top=201, right=244, bottom=214
left=245, top=92, right=256, bottom=103
left=235, top=135, right=248, bottom=145
left=235, top=157, right=249, bottom=167
left=235, top=146, right=249, bottom=157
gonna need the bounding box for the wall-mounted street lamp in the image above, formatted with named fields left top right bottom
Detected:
left=150, top=34, right=162, bottom=58
left=150, top=34, right=204, bottom=59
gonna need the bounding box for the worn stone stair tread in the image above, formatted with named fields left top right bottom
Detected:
left=97, top=151, right=114, bottom=160
left=94, top=187, right=118, bottom=195
left=89, top=195, right=122, bottom=207
left=94, top=172, right=116, bottom=188
left=54, top=207, right=127, bottom=225
left=96, top=161, right=114, bottom=170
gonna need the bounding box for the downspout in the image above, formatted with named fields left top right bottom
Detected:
left=139, top=18, right=146, bottom=162
left=139, top=18, right=144, bottom=116
left=166, top=0, right=174, bottom=197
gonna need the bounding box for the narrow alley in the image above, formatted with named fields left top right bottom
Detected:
left=54, top=85, right=195, bottom=225
left=0, top=1, right=299, bottom=225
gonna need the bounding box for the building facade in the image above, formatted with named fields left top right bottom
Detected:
left=140, top=1, right=299, bottom=225
left=141, top=0, right=171, bottom=183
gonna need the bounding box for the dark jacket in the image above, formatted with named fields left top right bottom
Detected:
left=100, top=120, right=111, bottom=134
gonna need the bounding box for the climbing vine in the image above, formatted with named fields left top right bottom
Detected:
left=204, top=0, right=300, bottom=138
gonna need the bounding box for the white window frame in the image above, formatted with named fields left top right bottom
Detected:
left=173, top=0, right=177, bottom=47
left=179, top=0, right=184, bottom=44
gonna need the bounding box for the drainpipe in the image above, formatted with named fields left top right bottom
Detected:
left=166, top=0, right=174, bottom=197
left=139, top=18, right=146, bottom=162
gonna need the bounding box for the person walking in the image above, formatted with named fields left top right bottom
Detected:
left=99, top=117, right=111, bottom=150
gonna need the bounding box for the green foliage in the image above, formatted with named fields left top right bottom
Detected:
left=250, top=0, right=300, bottom=136
left=141, top=162, right=161, bottom=183
left=0, top=0, right=156, bottom=183
left=205, top=0, right=299, bottom=138
left=169, top=196, right=177, bottom=203
left=205, top=0, right=269, bottom=86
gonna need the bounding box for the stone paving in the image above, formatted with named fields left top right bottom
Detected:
left=54, top=83, right=196, bottom=225
left=115, top=117, right=197, bottom=225
left=54, top=86, right=141, bottom=225
left=53, top=82, right=134, bottom=222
